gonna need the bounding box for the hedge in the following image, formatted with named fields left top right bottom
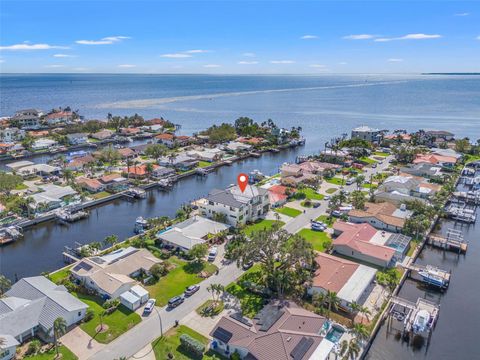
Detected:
left=179, top=333, right=205, bottom=356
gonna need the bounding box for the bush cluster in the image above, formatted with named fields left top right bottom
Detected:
left=179, top=334, right=205, bottom=357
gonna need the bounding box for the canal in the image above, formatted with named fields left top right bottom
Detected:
left=366, top=180, right=479, bottom=359
left=0, top=147, right=301, bottom=279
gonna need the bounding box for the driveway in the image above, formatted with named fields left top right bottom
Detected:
left=60, top=327, right=105, bottom=360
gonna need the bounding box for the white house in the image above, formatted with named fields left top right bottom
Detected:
left=351, top=126, right=383, bottom=142
left=11, top=109, right=42, bottom=129
left=0, top=128, right=25, bottom=143
left=0, top=277, right=88, bottom=343
left=66, top=133, right=89, bottom=145
left=32, top=138, right=57, bottom=151
left=0, top=335, right=19, bottom=360
left=199, top=184, right=270, bottom=226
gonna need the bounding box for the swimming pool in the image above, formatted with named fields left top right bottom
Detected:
left=326, top=326, right=345, bottom=343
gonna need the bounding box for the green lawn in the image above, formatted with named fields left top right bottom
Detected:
left=91, top=191, right=111, bottom=200
left=275, top=206, right=302, bottom=218
left=49, top=266, right=72, bottom=284
left=464, top=154, right=480, bottom=164
left=298, top=229, right=332, bottom=252
left=243, top=219, right=285, bottom=237
left=325, top=188, right=338, bottom=194
left=75, top=293, right=142, bottom=343
left=298, top=188, right=325, bottom=200
left=315, top=215, right=336, bottom=228
left=146, top=257, right=217, bottom=306
left=326, top=177, right=345, bottom=186
left=196, top=299, right=225, bottom=317
left=225, top=264, right=265, bottom=318
left=15, top=183, right=28, bottom=190
left=197, top=161, right=212, bottom=168
left=362, top=183, right=378, bottom=189
left=152, top=325, right=227, bottom=360
left=406, top=238, right=421, bottom=257
left=373, top=151, right=389, bottom=157
left=359, top=156, right=377, bottom=164
left=26, top=346, right=77, bottom=360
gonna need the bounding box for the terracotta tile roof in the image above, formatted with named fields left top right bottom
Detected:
left=313, top=253, right=359, bottom=292
left=118, top=148, right=135, bottom=158
left=237, top=137, right=264, bottom=145
left=155, top=133, right=174, bottom=140
left=348, top=202, right=405, bottom=228
left=120, top=127, right=140, bottom=134
left=148, top=118, right=167, bottom=125
left=66, top=155, right=95, bottom=169
left=28, top=130, right=50, bottom=138
left=75, top=177, right=103, bottom=190
left=46, top=111, right=72, bottom=119
left=123, top=164, right=158, bottom=176
left=100, top=173, right=122, bottom=183
left=333, top=221, right=395, bottom=262
left=413, top=154, right=457, bottom=165
left=176, top=135, right=190, bottom=140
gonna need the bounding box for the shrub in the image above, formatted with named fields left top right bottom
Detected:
left=231, top=351, right=241, bottom=360
left=179, top=334, right=205, bottom=357
left=26, top=339, right=41, bottom=355
left=102, top=298, right=120, bottom=310
left=84, top=309, right=95, bottom=322
left=150, top=263, right=169, bottom=278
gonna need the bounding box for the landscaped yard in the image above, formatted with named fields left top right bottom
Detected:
left=75, top=293, right=142, bottom=343
left=146, top=257, right=217, bottom=306
left=152, top=325, right=227, bottom=360
left=197, top=161, right=212, bottom=168
left=49, top=266, right=72, bottom=284
left=91, top=191, right=111, bottom=200
left=315, top=215, right=336, bottom=228
left=373, top=151, right=389, bottom=157
left=326, top=177, right=345, bottom=186
left=26, top=345, right=77, bottom=360
left=15, top=183, right=28, bottom=190
left=362, top=183, right=378, bottom=189
left=406, top=238, right=421, bottom=257
left=298, top=229, right=332, bottom=252
left=243, top=219, right=285, bottom=237
left=359, top=156, right=377, bottom=165
left=298, top=187, right=325, bottom=200
left=325, top=188, right=337, bottom=194
left=196, top=299, right=225, bottom=317
left=275, top=206, right=302, bottom=218
left=225, top=264, right=266, bottom=318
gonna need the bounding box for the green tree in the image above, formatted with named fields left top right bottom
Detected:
left=353, top=323, right=369, bottom=343
left=100, top=145, right=121, bottom=165
left=0, top=172, right=23, bottom=192
left=103, top=234, right=119, bottom=248
left=355, top=175, right=365, bottom=190
left=0, top=275, right=12, bottom=296
left=326, top=290, right=340, bottom=320
left=150, top=263, right=168, bottom=278
left=189, top=243, right=208, bottom=263
left=207, top=283, right=224, bottom=305
left=347, top=339, right=360, bottom=359
left=62, top=169, right=75, bottom=184
left=202, top=123, right=237, bottom=143
left=53, top=317, right=67, bottom=358
left=145, top=162, right=154, bottom=178
left=455, top=138, right=470, bottom=153
left=145, top=143, right=168, bottom=162
left=351, top=190, right=366, bottom=210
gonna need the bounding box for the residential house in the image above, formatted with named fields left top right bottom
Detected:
left=0, top=335, right=19, bottom=360
left=99, top=173, right=129, bottom=191
left=431, top=148, right=462, bottom=161
left=224, top=141, right=252, bottom=153
left=0, top=128, right=25, bottom=143
left=332, top=221, right=411, bottom=267
left=28, top=130, right=50, bottom=138
left=351, top=126, right=383, bottom=143
left=32, top=138, right=57, bottom=150
left=319, top=149, right=349, bottom=162
left=65, top=154, right=96, bottom=171
left=0, top=276, right=87, bottom=343
left=66, top=133, right=88, bottom=145
left=158, top=153, right=199, bottom=171
left=17, top=163, right=61, bottom=178
left=45, top=111, right=73, bottom=125
left=130, top=144, right=150, bottom=155
left=91, top=129, right=114, bottom=141
left=157, top=215, right=229, bottom=252
left=122, top=164, right=158, bottom=179
left=70, top=247, right=161, bottom=309
left=271, top=127, right=291, bottom=144
left=117, top=147, right=136, bottom=159
left=400, top=163, right=443, bottom=181
left=310, top=253, right=377, bottom=311
left=120, top=127, right=141, bottom=136
left=266, top=184, right=292, bottom=207
left=348, top=202, right=411, bottom=233
left=426, top=130, right=455, bottom=143
left=210, top=301, right=331, bottom=360
left=30, top=184, right=77, bottom=211
left=237, top=137, right=264, bottom=146
left=141, top=124, right=163, bottom=133
left=199, top=184, right=269, bottom=226
left=186, top=147, right=224, bottom=162
left=5, top=160, right=35, bottom=172
left=0, top=143, right=14, bottom=155
left=147, top=118, right=168, bottom=126
left=383, top=133, right=412, bottom=143
left=11, top=109, right=42, bottom=129
left=151, top=166, right=176, bottom=179
left=175, top=135, right=191, bottom=147
left=75, top=177, right=105, bottom=193
left=155, top=133, right=175, bottom=148
left=413, top=153, right=457, bottom=169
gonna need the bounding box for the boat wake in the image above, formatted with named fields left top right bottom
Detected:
left=96, top=80, right=408, bottom=109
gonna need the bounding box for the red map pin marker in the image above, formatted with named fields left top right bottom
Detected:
left=237, top=173, right=249, bottom=193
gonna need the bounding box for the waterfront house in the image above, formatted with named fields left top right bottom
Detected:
left=223, top=141, right=252, bottom=153
left=141, top=124, right=163, bottom=133
left=99, top=173, right=129, bottom=191
left=5, top=160, right=35, bottom=172
left=31, top=138, right=57, bottom=151
left=0, top=335, right=19, bottom=360
left=266, top=185, right=292, bottom=207
left=157, top=215, right=229, bottom=252
left=120, top=127, right=141, bottom=136
left=426, top=130, right=455, bottom=143
left=0, top=276, right=88, bottom=344
left=319, top=149, right=349, bottom=163
left=0, top=127, right=25, bottom=143
left=11, top=109, right=42, bottom=129
left=186, top=147, right=224, bottom=162
left=0, top=143, right=14, bottom=155
left=199, top=184, right=270, bottom=226
left=123, top=164, right=159, bottom=179
left=45, top=111, right=73, bottom=125
left=175, top=135, right=191, bottom=147
left=70, top=247, right=160, bottom=308
left=158, top=153, right=199, bottom=171
left=147, top=117, right=168, bottom=126
left=155, top=133, right=175, bottom=147
left=117, top=147, right=136, bottom=159
left=210, top=301, right=331, bottom=360
left=351, top=126, right=383, bottom=143
left=65, top=154, right=96, bottom=171
left=413, top=153, right=457, bottom=169
left=17, top=163, right=61, bottom=178
left=130, top=143, right=150, bottom=155
left=348, top=202, right=411, bottom=233
left=66, top=133, right=88, bottom=145
left=332, top=221, right=396, bottom=268
left=310, top=253, right=377, bottom=311
left=75, top=177, right=105, bottom=193
left=91, top=129, right=114, bottom=141
left=237, top=136, right=265, bottom=146
left=28, top=130, right=50, bottom=138
left=151, top=166, right=176, bottom=179
left=400, top=163, right=443, bottom=180
left=30, top=184, right=77, bottom=211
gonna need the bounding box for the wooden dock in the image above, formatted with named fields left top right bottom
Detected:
left=427, top=228, right=468, bottom=253
left=403, top=263, right=451, bottom=289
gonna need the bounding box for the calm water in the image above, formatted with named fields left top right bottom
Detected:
left=1, top=74, right=480, bottom=359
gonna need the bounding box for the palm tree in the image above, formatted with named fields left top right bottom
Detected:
left=53, top=317, right=67, bottom=358
left=359, top=305, right=371, bottom=323
left=145, top=162, right=154, bottom=179
left=312, top=292, right=326, bottom=315
left=355, top=175, right=365, bottom=190
left=103, top=234, right=118, bottom=248
left=349, top=301, right=361, bottom=325
left=326, top=290, right=340, bottom=320
left=347, top=339, right=360, bottom=359
left=353, top=323, right=369, bottom=343
left=0, top=275, right=12, bottom=296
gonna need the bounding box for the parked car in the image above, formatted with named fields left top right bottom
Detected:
left=208, top=246, right=218, bottom=262
left=143, top=299, right=156, bottom=315
left=324, top=195, right=331, bottom=201
left=372, top=163, right=377, bottom=168
left=346, top=178, right=355, bottom=185
left=167, top=296, right=184, bottom=309
left=331, top=210, right=342, bottom=217
left=242, top=261, right=254, bottom=270
left=184, top=285, right=200, bottom=297
left=312, top=202, right=320, bottom=208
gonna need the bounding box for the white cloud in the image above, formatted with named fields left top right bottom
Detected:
left=0, top=59, right=5, bottom=63
left=242, top=52, right=256, bottom=57
left=53, top=54, right=75, bottom=58
left=270, top=60, right=295, bottom=64
left=343, top=34, right=376, bottom=40
left=339, top=61, right=347, bottom=65
left=454, top=12, right=469, bottom=16
left=203, top=64, right=221, bottom=68
left=309, top=64, right=326, bottom=68
left=76, top=36, right=130, bottom=45
left=118, top=64, right=136, bottom=68
left=375, top=33, right=442, bottom=42
left=388, top=58, right=404, bottom=62
left=477, top=35, right=480, bottom=40
left=160, top=53, right=192, bottom=58
left=0, top=43, right=69, bottom=51
left=185, top=49, right=210, bottom=53
left=44, top=64, right=66, bottom=68
left=238, top=61, right=259, bottom=65
left=301, top=35, right=318, bottom=40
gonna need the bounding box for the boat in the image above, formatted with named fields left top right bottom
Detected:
left=249, top=169, right=265, bottom=183
left=0, top=226, right=23, bottom=246
left=412, top=309, right=431, bottom=334
left=418, top=267, right=448, bottom=288
left=134, top=216, right=148, bottom=234
left=126, top=188, right=147, bottom=199
left=57, top=209, right=89, bottom=222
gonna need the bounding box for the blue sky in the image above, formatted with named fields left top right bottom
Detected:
left=0, top=0, right=479, bottom=74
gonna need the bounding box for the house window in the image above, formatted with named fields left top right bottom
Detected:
left=78, top=311, right=82, bottom=317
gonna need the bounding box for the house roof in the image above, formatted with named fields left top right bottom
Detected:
left=413, top=154, right=457, bottom=165
left=118, top=148, right=135, bottom=157
left=76, top=177, right=103, bottom=190
left=206, top=185, right=267, bottom=208
left=123, top=164, right=158, bottom=176
left=155, top=133, right=174, bottom=140
left=66, top=155, right=95, bottom=169
left=348, top=202, right=406, bottom=228
left=210, top=301, right=326, bottom=360
left=100, top=173, right=123, bottom=183
left=333, top=221, right=396, bottom=262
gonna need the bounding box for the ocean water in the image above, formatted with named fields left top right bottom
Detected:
left=1, top=74, right=480, bottom=155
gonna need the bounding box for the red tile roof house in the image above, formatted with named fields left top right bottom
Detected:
left=155, top=133, right=175, bottom=148
left=267, top=185, right=294, bottom=207
left=210, top=301, right=333, bottom=360
left=413, top=154, right=457, bottom=169
left=147, top=118, right=168, bottom=126
left=65, top=154, right=96, bottom=171
left=75, top=177, right=105, bottom=193
left=175, top=135, right=191, bottom=146
left=120, top=127, right=141, bottom=136
left=122, top=164, right=159, bottom=179
left=237, top=137, right=265, bottom=145
left=117, top=147, right=136, bottom=159
left=310, top=253, right=377, bottom=312
left=91, top=129, right=115, bottom=140
left=332, top=221, right=396, bottom=268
